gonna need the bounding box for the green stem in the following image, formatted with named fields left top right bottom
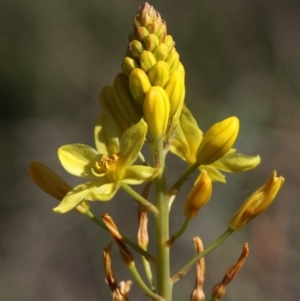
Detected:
left=141, top=254, right=156, bottom=291
left=128, top=263, right=165, bottom=300
left=167, top=161, right=201, bottom=196
left=167, top=218, right=190, bottom=246
left=121, top=183, right=159, bottom=216
left=171, top=228, right=234, bottom=283
left=153, top=138, right=172, bottom=300
left=85, top=211, right=156, bottom=263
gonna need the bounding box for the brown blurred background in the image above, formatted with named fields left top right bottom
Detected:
left=1, top=0, right=300, bottom=300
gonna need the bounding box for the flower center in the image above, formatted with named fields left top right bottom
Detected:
left=94, top=154, right=120, bottom=174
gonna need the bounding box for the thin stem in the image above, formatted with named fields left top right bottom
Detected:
left=167, top=218, right=191, bottom=246
left=86, top=211, right=156, bottom=263
left=141, top=254, right=156, bottom=291
left=121, top=183, right=159, bottom=216
left=153, top=138, right=172, bottom=300
left=171, top=228, right=234, bottom=283
left=128, top=263, right=165, bottom=301
left=168, top=161, right=201, bottom=196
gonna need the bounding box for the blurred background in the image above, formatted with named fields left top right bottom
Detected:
left=1, top=0, right=300, bottom=300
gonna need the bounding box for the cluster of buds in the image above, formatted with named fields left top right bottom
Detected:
left=100, top=3, right=185, bottom=141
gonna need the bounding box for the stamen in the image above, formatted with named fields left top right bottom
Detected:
left=94, top=154, right=120, bottom=174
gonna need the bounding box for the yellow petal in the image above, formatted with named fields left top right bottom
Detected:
left=58, top=144, right=99, bottom=178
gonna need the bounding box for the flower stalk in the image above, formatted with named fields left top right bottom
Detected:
left=28, top=3, right=285, bottom=300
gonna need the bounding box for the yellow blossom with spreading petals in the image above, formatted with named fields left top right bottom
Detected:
left=54, top=115, right=158, bottom=213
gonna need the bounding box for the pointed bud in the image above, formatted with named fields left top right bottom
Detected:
left=129, top=40, right=144, bottom=59
left=164, top=70, right=185, bottom=119
left=139, top=50, right=157, bottom=72
left=129, top=68, right=151, bottom=108
left=166, top=51, right=180, bottom=72
left=164, top=35, right=175, bottom=52
left=229, top=171, right=284, bottom=230
left=184, top=170, right=212, bottom=218
left=143, top=86, right=170, bottom=141
left=211, top=243, right=249, bottom=300
left=196, top=117, right=239, bottom=165
left=99, top=85, right=131, bottom=134
left=122, top=57, right=139, bottom=77
left=148, top=61, right=170, bottom=87
left=113, top=73, right=142, bottom=124
left=142, top=33, right=160, bottom=51
left=135, top=26, right=149, bottom=41
left=134, top=3, right=167, bottom=39
left=153, top=43, right=169, bottom=61
left=28, top=162, right=90, bottom=214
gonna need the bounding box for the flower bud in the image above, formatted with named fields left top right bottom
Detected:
left=134, top=3, right=166, bottom=38
left=129, top=40, right=144, bottom=59
left=229, top=171, right=284, bottom=230
left=99, top=86, right=130, bottom=134
left=122, top=57, right=139, bottom=77
left=153, top=43, right=169, bottom=61
left=148, top=61, right=170, bottom=87
left=166, top=51, right=180, bottom=72
left=164, top=70, right=185, bottom=119
left=113, top=73, right=142, bottom=124
left=28, top=161, right=71, bottom=200
left=129, top=68, right=152, bottom=108
left=196, top=117, right=239, bottom=165
left=143, top=86, right=170, bottom=141
left=184, top=170, right=212, bottom=218
left=135, top=26, right=149, bottom=41
left=139, top=50, right=156, bottom=72
left=143, top=33, right=160, bottom=51
left=164, top=35, right=175, bottom=52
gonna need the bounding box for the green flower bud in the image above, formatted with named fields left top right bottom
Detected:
left=135, top=26, right=150, bottom=41
left=130, top=40, right=144, bottom=59
left=196, top=117, right=240, bottom=165
left=184, top=170, right=212, bottom=218
left=99, top=85, right=130, bottom=134
left=143, top=86, right=170, bottom=141
left=166, top=51, right=180, bottom=72
left=148, top=61, right=170, bottom=87
left=164, top=35, right=175, bottom=52
left=113, top=73, right=142, bottom=124
left=164, top=70, right=185, bottom=119
left=139, top=51, right=157, bottom=72
left=229, top=171, right=284, bottom=230
left=143, top=34, right=160, bottom=51
left=153, top=43, right=169, bottom=61
left=129, top=68, right=152, bottom=108
left=122, top=57, right=139, bottom=77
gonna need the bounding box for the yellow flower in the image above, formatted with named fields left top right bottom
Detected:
left=229, top=171, right=285, bottom=230
left=170, top=106, right=260, bottom=182
left=54, top=116, right=158, bottom=213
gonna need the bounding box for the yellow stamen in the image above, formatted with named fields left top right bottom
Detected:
left=94, top=154, right=120, bottom=173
